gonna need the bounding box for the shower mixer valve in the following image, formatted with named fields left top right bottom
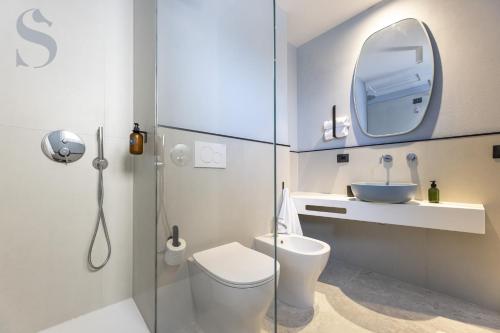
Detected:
left=41, top=130, right=86, bottom=164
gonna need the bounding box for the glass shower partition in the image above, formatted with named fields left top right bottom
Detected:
left=132, top=0, right=158, bottom=331
left=154, top=0, right=279, bottom=332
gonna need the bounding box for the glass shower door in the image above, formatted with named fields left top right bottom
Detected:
left=155, top=0, right=278, bottom=332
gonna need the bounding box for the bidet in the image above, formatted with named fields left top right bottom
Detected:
left=255, top=234, right=330, bottom=309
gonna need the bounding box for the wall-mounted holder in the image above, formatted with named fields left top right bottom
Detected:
left=41, top=130, right=85, bottom=164
left=332, top=105, right=350, bottom=138
left=170, top=144, right=191, bottom=166
left=324, top=105, right=350, bottom=141
left=133, top=123, right=148, bottom=143
left=332, top=105, right=339, bottom=138
left=130, top=123, right=148, bottom=155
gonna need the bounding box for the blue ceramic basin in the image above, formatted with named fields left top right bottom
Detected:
left=351, top=182, right=417, bottom=204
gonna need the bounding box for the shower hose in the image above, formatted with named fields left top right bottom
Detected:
left=88, top=161, right=111, bottom=271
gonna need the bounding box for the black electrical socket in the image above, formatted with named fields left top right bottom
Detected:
left=337, top=153, right=349, bottom=163
left=493, top=145, right=500, bottom=159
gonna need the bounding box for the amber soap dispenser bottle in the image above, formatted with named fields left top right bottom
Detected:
left=130, top=123, right=144, bottom=155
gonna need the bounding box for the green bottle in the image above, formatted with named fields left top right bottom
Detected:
left=428, top=180, right=440, bottom=203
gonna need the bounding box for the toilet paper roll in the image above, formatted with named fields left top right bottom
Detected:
left=164, top=238, right=187, bottom=266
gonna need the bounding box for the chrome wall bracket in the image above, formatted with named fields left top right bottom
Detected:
left=92, top=126, right=108, bottom=170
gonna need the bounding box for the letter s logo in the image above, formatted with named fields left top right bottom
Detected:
left=16, top=9, right=57, bottom=69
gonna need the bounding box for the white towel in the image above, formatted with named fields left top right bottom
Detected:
left=324, top=117, right=351, bottom=131
left=324, top=127, right=351, bottom=141
left=323, top=120, right=333, bottom=131
left=335, top=126, right=349, bottom=138
left=277, top=188, right=303, bottom=235
left=324, top=129, right=334, bottom=141
left=335, top=116, right=350, bottom=128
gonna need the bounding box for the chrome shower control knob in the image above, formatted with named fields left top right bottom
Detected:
left=59, top=147, right=70, bottom=157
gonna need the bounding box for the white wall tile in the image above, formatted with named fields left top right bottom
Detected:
left=0, top=1, right=134, bottom=332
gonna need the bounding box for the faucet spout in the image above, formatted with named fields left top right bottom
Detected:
left=380, top=154, right=393, bottom=185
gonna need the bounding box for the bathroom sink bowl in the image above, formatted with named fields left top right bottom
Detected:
left=351, top=182, right=417, bottom=204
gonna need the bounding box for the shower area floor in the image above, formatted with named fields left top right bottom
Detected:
left=37, top=262, right=500, bottom=333
left=263, top=260, right=500, bottom=333
left=38, top=299, right=150, bottom=333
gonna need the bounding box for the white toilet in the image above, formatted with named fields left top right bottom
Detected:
left=255, top=234, right=330, bottom=309
left=188, top=242, right=278, bottom=333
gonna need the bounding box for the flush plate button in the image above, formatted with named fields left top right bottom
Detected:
left=195, top=141, right=226, bottom=169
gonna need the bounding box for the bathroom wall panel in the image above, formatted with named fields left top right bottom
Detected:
left=0, top=1, right=134, bottom=332
left=296, top=0, right=500, bottom=151
left=289, top=152, right=299, bottom=192
left=287, top=44, right=299, bottom=152
left=157, top=0, right=288, bottom=145
left=157, top=127, right=291, bottom=260
left=0, top=1, right=106, bottom=135
left=297, top=134, right=500, bottom=312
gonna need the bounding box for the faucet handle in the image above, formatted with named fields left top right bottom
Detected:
left=380, top=154, right=393, bottom=163
left=406, top=153, right=417, bottom=162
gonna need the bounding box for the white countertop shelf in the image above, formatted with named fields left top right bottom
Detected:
left=292, top=192, right=485, bottom=234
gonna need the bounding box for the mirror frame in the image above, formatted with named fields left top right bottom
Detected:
left=352, top=18, right=435, bottom=138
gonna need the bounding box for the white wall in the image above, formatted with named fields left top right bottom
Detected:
left=287, top=44, right=298, bottom=151
left=157, top=0, right=288, bottom=145
left=296, top=0, right=500, bottom=151
left=0, top=1, right=134, bottom=332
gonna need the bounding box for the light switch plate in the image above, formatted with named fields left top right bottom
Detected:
left=195, top=141, right=227, bottom=169
left=493, top=145, right=500, bottom=159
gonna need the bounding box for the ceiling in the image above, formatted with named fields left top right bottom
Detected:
left=277, top=0, right=382, bottom=46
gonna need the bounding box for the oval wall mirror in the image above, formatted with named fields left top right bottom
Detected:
left=353, top=18, right=435, bottom=137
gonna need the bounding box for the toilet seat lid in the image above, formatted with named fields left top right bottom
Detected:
left=193, top=242, right=276, bottom=288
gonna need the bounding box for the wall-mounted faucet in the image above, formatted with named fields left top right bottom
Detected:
left=380, top=154, right=393, bottom=185
left=406, top=153, right=418, bottom=163
left=380, top=154, right=393, bottom=164
left=380, top=154, right=393, bottom=163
